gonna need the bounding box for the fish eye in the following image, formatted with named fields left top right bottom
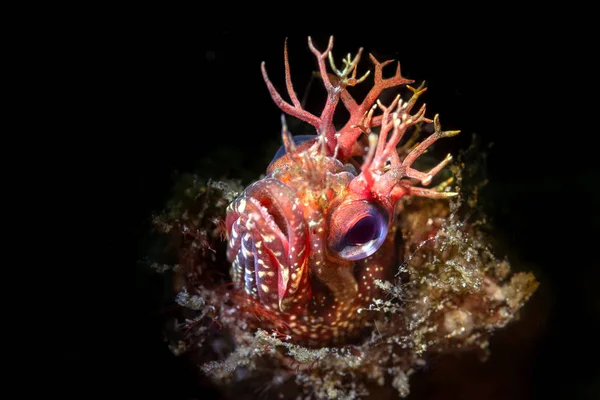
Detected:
left=268, top=135, right=317, bottom=168
left=328, top=200, right=389, bottom=261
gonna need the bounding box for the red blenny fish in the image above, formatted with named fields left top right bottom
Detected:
left=225, top=37, right=459, bottom=346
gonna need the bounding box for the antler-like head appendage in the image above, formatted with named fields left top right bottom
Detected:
left=261, top=37, right=339, bottom=149
left=262, top=36, right=459, bottom=205
left=261, top=37, right=416, bottom=159
left=348, top=83, right=460, bottom=205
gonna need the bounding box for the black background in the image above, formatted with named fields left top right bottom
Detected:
left=59, top=12, right=598, bottom=400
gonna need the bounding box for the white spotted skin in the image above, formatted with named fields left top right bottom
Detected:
left=224, top=153, right=396, bottom=346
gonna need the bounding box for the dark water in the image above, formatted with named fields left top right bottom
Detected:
left=65, top=23, right=597, bottom=400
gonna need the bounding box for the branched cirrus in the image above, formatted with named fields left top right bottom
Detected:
left=225, top=37, right=459, bottom=346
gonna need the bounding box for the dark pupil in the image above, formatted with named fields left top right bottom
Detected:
left=345, top=217, right=376, bottom=245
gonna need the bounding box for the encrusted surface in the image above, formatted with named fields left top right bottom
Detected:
left=149, top=169, right=538, bottom=399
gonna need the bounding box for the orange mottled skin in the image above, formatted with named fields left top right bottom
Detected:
left=226, top=146, right=396, bottom=346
